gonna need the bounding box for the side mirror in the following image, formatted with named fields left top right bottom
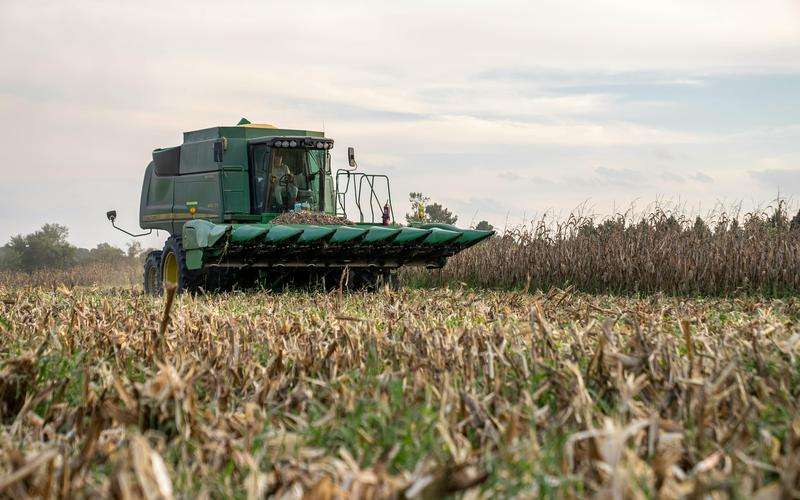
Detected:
left=105, top=209, right=153, bottom=238
left=347, top=147, right=358, bottom=169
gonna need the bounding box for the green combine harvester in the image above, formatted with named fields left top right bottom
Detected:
left=107, top=119, right=493, bottom=293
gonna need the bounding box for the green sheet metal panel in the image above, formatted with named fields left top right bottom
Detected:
left=392, top=227, right=431, bottom=244
left=454, top=229, right=494, bottom=247
left=363, top=226, right=401, bottom=244
left=412, top=223, right=494, bottom=247
left=185, top=249, right=203, bottom=270
left=182, top=220, right=229, bottom=250
left=221, top=167, right=249, bottom=214
left=230, top=224, right=269, bottom=243
left=174, top=172, right=222, bottom=223
left=182, top=127, right=224, bottom=143
left=139, top=162, right=175, bottom=233
left=423, top=227, right=461, bottom=245
left=179, top=138, right=221, bottom=174
left=330, top=226, right=368, bottom=244
left=265, top=225, right=304, bottom=243
left=292, top=225, right=337, bottom=243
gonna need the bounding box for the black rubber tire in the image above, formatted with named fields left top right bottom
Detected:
left=143, top=251, right=163, bottom=296
left=159, top=236, right=204, bottom=294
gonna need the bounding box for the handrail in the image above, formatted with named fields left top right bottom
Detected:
left=335, top=170, right=394, bottom=223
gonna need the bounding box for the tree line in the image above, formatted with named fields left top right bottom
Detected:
left=0, top=223, right=147, bottom=272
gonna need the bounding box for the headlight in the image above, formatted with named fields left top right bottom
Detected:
left=315, top=142, right=323, bottom=149
left=289, top=140, right=297, bottom=147
left=282, top=141, right=290, bottom=147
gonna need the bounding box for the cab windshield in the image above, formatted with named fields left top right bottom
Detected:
left=251, top=145, right=327, bottom=213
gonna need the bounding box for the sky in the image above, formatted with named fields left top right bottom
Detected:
left=1, top=0, right=799, bottom=249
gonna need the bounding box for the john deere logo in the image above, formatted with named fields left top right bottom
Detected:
left=186, top=201, right=198, bottom=215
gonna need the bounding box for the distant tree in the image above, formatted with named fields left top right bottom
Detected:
left=87, top=243, right=126, bottom=264
left=425, top=203, right=458, bottom=225
left=475, top=220, right=494, bottom=231
left=404, top=192, right=458, bottom=225
left=0, top=246, right=19, bottom=269
left=75, top=247, right=90, bottom=262
left=3, top=223, right=76, bottom=271
left=405, top=192, right=430, bottom=224
left=126, top=241, right=143, bottom=260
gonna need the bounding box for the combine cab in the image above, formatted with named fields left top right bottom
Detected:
left=109, top=119, right=493, bottom=293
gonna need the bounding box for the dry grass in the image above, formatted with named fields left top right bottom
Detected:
left=0, top=263, right=140, bottom=290
left=407, top=207, right=800, bottom=295
left=0, top=284, right=798, bottom=497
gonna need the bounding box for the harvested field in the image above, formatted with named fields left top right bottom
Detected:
left=0, top=285, right=798, bottom=497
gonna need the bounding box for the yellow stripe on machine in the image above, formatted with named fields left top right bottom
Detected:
left=142, top=213, right=218, bottom=222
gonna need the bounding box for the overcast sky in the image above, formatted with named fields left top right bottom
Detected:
left=1, top=0, right=799, bottom=249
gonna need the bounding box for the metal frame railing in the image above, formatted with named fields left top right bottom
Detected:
left=335, top=170, right=395, bottom=223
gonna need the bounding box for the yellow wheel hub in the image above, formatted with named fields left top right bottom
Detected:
left=163, top=251, right=178, bottom=287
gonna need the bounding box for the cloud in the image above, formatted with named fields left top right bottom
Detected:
left=652, top=148, right=678, bottom=162
left=692, top=172, right=715, bottom=183
left=499, top=171, right=525, bottom=181
left=749, top=168, right=800, bottom=192
left=534, top=166, right=718, bottom=192
left=446, top=196, right=526, bottom=227
left=660, top=171, right=685, bottom=183
left=594, top=167, right=648, bottom=187
left=333, top=115, right=705, bottom=148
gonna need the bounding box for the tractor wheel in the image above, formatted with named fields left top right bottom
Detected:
left=143, top=251, right=162, bottom=295
left=160, top=236, right=204, bottom=294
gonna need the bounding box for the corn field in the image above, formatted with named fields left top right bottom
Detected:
left=0, top=285, right=799, bottom=497
left=407, top=205, right=800, bottom=296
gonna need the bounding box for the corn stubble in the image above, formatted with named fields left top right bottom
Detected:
left=0, top=284, right=798, bottom=498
